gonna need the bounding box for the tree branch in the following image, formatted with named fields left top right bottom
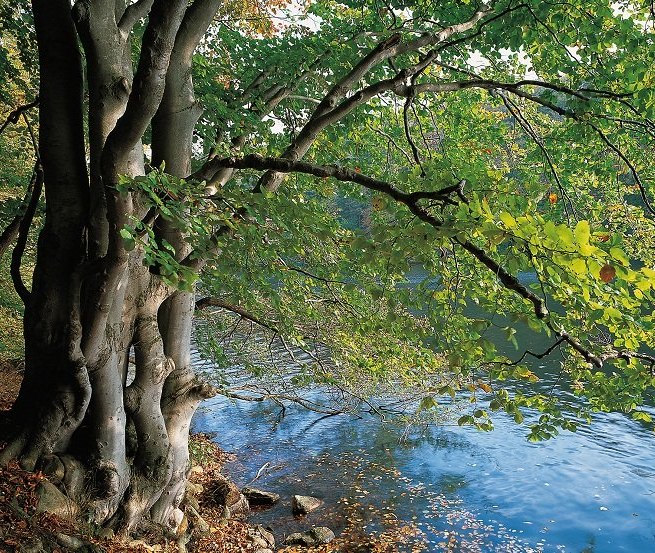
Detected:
left=493, top=337, right=567, bottom=367
left=102, top=0, right=189, bottom=259
left=104, top=0, right=189, bottom=166
left=0, top=98, right=39, bottom=136
left=117, top=0, right=155, bottom=34
left=243, top=5, right=492, bottom=193
left=169, top=0, right=221, bottom=62
left=195, top=297, right=279, bottom=333
left=11, top=165, right=43, bottom=304
left=198, top=153, right=459, bottom=209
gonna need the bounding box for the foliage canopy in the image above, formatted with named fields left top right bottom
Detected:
left=149, top=0, right=655, bottom=438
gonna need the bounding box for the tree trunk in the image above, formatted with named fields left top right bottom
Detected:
left=1, top=0, right=218, bottom=538
left=149, top=2, right=221, bottom=525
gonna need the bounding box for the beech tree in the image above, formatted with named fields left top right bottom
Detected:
left=1, top=0, right=655, bottom=539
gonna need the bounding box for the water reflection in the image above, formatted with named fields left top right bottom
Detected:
left=192, top=268, right=655, bottom=552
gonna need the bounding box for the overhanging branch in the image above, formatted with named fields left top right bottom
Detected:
left=118, top=0, right=155, bottom=34
left=196, top=297, right=278, bottom=333
left=198, top=155, right=649, bottom=370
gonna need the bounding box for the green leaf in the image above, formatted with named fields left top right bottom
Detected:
left=499, top=211, right=516, bottom=228
left=574, top=220, right=591, bottom=246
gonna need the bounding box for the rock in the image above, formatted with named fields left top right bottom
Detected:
left=170, top=507, right=185, bottom=531
left=56, top=533, right=85, bottom=550
left=36, top=480, right=78, bottom=520
left=228, top=493, right=250, bottom=518
left=210, top=474, right=241, bottom=506
left=184, top=493, right=200, bottom=512
left=96, top=527, right=114, bottom=540
left=242, top=486, right=280, bottom=506
left=254, top=549, right=273, bottom=553
left=283, top=526, right=335, bottom=547
left=177, top=533, right=191, bottom=553
left=40, top=454, right=85, bottom=498
left=186, top=481, right=203, bottom=495
left=96, top=528, right=114, bottom=540
left=309, top=526, right=336, bottom=544
left=284, top=532, right=314, bottom=547
left=186, top=505, right=210, bottom=536
left=41, top=454, right=66, bottom=482
left=291, top=494, right=322, bottom=515
left=59, top=454, right=86, bottom=498
left=248, top=525, right=275, bottom=548
left=250, top=537, right=269, bottom=549
left=190, top=465, right=204, bottom=474
left=128, top=540, right=162, bottom=552
left=208, top=474, right=250, bottom=517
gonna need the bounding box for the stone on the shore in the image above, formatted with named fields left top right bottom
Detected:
left=186, top=481, right=203, bottom=495
left=211, top=474, right=241, bottom=505
left=228, top=493, right=250, bottom=517
left=283, top=526, right=335, bottom=547
left=55, top=533, right=85, bottom=550
left=309, top=526, right=336, bottom=544
left=248, top=525, right=275, bottom=549
left=284, top=532, right=314, bottom=547
left=184, top=492, right=200, bottom=512
left=186, top=505, right=210, bottom=536
left=241, top=487, right=280, bottom=506
left=210, top=474, right=249, bottom=518
left=291, top=494, right=322, bottom=515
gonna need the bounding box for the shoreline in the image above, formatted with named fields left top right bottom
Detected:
left=0, top=359, right=376, bottom=553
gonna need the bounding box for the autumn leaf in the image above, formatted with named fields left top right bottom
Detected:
left=478, top=382, right=493, bottom=393
left=599, top=264, right=616, bottom=283
left=372, top=197, right=385, bottom=211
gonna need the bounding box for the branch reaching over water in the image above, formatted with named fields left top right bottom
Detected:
left=196, top=297, right=278, bottom=333
left=197, top=154, right=654, bottom=372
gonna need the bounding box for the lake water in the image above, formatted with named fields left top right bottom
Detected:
left=192, top=271, right=655, bottom=552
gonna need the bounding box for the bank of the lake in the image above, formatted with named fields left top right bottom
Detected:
left=192, top=319, right=655, bottom=553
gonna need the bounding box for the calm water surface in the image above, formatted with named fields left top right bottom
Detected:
left=192, top=270, right=655, bottom=552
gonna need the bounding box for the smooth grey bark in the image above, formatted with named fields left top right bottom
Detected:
left=149, top=0, right=221, bottom=527
left=1, top=0, right=203, bottom=534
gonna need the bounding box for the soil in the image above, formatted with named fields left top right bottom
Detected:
left=0, top=359, right=22, bottom=411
